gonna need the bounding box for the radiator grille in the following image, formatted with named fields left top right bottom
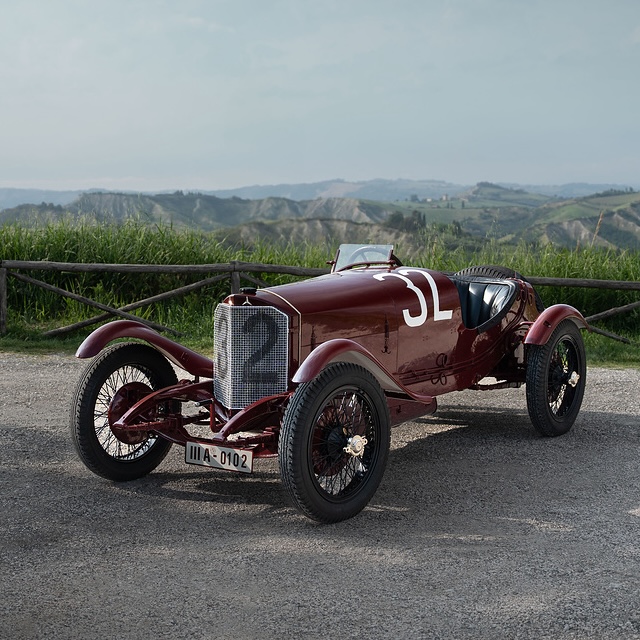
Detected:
left=214, top=304, right=289, bottom=409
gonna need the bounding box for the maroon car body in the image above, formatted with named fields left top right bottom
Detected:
left=71, top=244, right=588, bottom=522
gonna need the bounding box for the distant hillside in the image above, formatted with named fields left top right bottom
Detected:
left=463, top=182, right=556, bottom=207
left=206, top=178, right=471, bottom=201
left=531, top=191, right=640, bottom=249
left=0, top=192, right=394, bottom=230
left=206, top=178, right=640, bottom=201
left=3, top=178, right=637, bottom=212
left=0, top=187, right=82, bottom=209
left=212, top=218, right=421, bottom=255
left=2, top=183, right=640, bottom=252
left=497, top=182, right=637, bottom=198
left=365, top=183, right=640, bottom=250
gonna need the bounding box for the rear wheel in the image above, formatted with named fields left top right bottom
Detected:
left=526, top=320, right=586, bottom=436
left=278, top=363, right=391, bottom=523
left=70, top=343, right=178, bottom=481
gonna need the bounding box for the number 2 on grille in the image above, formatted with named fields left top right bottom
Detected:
left=242, top=312, right=279, bottom=382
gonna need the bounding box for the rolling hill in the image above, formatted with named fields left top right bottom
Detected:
left=0, top=192, right=394, bottom=229
left=530, top=191, right=640, bottom=249
left=1, top=183, right=639, bottom=252
left=2, top=178, right=636, bottom=211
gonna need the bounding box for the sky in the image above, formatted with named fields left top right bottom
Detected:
left=1, top=0, right=639, bottom=191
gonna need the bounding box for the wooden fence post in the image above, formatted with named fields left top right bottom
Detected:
left=0, top=267, right=7, bottom=335
left=230, top=261, right=241, bottom=294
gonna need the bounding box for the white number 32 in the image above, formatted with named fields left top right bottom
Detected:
left=373, top=269, right=453, bottom=328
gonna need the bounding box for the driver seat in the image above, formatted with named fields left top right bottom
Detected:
left=452, top=277, right=518, bottom=332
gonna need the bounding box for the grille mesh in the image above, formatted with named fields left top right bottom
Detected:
left=214, top=304, right=289, bottom=409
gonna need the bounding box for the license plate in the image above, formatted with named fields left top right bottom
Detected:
left=185, top=441, right=253, bottom=474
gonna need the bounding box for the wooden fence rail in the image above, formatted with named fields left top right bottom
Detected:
left=0, top=260, right=328, bottom=336
left=0, top=260, right=638, bottom=341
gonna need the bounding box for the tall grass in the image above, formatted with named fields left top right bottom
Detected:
left=0, top=219, right=328, bottom=342
left=1, top=220, right=639, bottom=350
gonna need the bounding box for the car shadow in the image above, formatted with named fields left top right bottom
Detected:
left=364, top=403, right=639, bottom=531
left=112, top=402, right=615, bottom=521
left=116, top=461, right=283, bottom=506
left=98, top=394, right=640, bottom=539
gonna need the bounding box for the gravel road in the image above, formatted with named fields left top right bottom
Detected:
left=1, top=353, right=640, bottom=640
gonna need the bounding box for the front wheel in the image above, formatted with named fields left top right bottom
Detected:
left=278, top=363, right=391, bottom=523
left=70, top=342, right=179, bottom=481
left=526, top=320, right=586, bottom=436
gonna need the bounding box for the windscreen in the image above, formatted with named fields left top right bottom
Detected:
left=333, top=244, right=394, bottom=272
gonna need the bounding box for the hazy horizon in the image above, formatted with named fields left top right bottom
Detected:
left=1, top=176, right=639, bottom=196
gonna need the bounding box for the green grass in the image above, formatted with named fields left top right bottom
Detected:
left=584, top=332, right=640, bottom=367
left=1, top=220, right=639, bottom=366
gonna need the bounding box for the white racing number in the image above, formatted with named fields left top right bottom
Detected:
left=373, top=269, right=453, bottom=328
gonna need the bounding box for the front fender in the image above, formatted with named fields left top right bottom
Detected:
left=292, top=339, right=436, bottom=411
left=293, top=339, right=399, bottom=389
left=524, top=304, right=589, bottom=346
left=76, top=320, right=214, bottom=378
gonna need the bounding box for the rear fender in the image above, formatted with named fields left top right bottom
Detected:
left=524, top=304, right=589, bottom=346
left=75, top=320, right=214, bottom=378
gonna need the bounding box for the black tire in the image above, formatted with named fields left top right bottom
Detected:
left=526, top=320, right=586, bottom=436
left=455, top=264, right=545, bottom=312
left=278, top=363, right=391, bottom=523
left=70, top=342, right=178, bottom=481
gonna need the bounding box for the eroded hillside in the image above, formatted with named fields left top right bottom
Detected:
left=2, top=185, right=639, bottom=251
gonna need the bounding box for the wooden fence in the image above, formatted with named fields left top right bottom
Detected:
left=1, top=260, right=639, bottom=342
left=0, top=260, right=327, bottom=337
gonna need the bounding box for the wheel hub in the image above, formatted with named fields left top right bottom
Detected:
left=343, top=435, right=368, bottom=458
left=550, top=363, right=567, bottom=389
left=567, top=371, right=580, bottom=388
left=108, top=382, right=153, bottom=444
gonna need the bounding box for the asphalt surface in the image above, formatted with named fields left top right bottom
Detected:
left=1, top=353, right=640, bottom=639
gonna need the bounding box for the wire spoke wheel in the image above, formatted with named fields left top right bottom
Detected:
left=97, top=374, right=157, bottom=458
left=546, top=341, right=579, bottom=416
left=311, top=389, right=376, bottom=497
left=279, top=363, right=390, bottom=523
left=526, top=320, right=586, bottom=436
left=70, top=343, right=179, bottom=481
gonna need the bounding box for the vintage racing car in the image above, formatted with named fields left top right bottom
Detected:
left=70, top=244, right=588, bottom=523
